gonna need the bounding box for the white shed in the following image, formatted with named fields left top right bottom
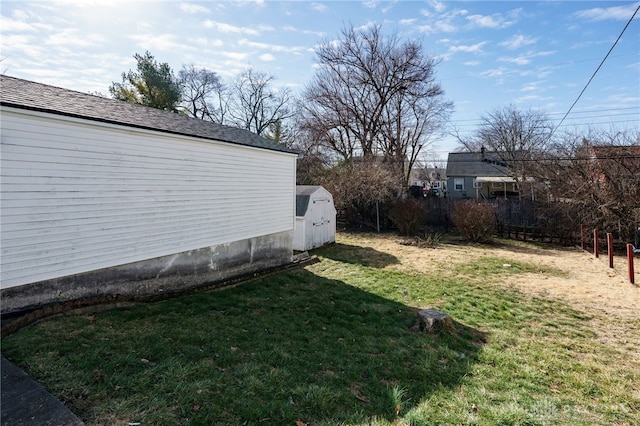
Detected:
left=0, top=76, right=298, bottom=314
left=294, top=186, right=336, bottom=251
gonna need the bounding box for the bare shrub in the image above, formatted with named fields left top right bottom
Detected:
left=452, top=201, right=496, bottom=242
left=398, top=232, right=443, bottom=248
left=388, top=198, right=426, bottom=235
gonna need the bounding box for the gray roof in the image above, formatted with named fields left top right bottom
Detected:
left=296, top=185, right=323, bottom=217
left=0, top=75, right=297, bottom=154
left=446, top=151, right=511, bottom=177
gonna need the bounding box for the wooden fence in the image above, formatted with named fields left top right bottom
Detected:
left=495, top=224, right=576, bottom=246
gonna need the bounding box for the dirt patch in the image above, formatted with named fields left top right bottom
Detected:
left=339, top=232, right=640, bottom=320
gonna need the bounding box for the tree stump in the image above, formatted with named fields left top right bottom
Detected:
left=412, top=309, right=455, bottom=333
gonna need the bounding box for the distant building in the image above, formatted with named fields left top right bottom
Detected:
left=446, top=150, right=522, bottom=199
left=409, top=166, right=447, bottom=197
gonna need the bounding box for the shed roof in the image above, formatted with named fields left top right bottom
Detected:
left=296, top=185, right=325, bottom=217
left=446, top=151, right=511, bottom=177
left=0, top=75, right=297, bottom=154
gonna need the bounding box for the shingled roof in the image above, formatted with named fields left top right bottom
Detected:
left=0, top=75, right=297, bottom=154
left=446, top=151, right=511, bottom=177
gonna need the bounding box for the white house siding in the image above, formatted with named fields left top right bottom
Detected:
left=0, top=107, right=296, bottom=290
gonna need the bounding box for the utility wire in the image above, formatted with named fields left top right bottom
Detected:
left=550, top=3, right=640, bottom=138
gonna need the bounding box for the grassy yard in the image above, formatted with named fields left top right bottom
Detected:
left=2, top=232, right=639, bottom=425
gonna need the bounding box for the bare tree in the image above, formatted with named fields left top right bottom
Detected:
left=178, top=65, right=228, bottom=122
left=319, top=158, right=400, bottom=229
left=300, top=24, right=452, bottom=185
left=228, top=68, right=293, bottom=136
left=541, top=128, right=640, bottom=241
left=456, top=105, right=554, bottom=199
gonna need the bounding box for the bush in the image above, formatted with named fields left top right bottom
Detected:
left=388, top=198, right=426, bottom=235
left=398, top=232, right=443, bottom=248
left=451, top=201, right=496, bottom=242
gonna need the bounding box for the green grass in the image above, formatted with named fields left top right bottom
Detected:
left=2, top=233, right=639, bottom=425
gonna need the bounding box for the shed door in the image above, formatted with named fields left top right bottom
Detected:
left=312, top=198, right=331, bottom=248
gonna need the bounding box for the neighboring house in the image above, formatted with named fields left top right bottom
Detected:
left=0, top=76, right=298, bottom=314
left=294, top=186, right=336, bottom=251
left=446, top=149, right=520, bottom=199
left=409, top=167, right=447, bottom=196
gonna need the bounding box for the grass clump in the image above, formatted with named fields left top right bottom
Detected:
left=2, top=232, right=638, bottom=425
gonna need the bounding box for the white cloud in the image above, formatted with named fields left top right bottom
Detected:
left=500, top=34, right=538, bottom=50
left=605, top=92, right=640, bottom=105
left=180, top=3, right=210, bottom=14
left=259, top=53, right=276, bottom=61
left=187, top=37, right=223, bottom=47
left=283, top=25, right=326, bottom=37
left=498, top=50, right=555, bottom=66
left=520, top=82, right=543, bottom=92
left=1, top=15, right=38, bottom=32
left=399, top=18, right=416, bottom=26
left=467, top=14, right=501, bottom=28
left=449, top=41, right=487, bottom=54
left=417, top=8, right=467, bottom=34
left=513, top=94, right=550, bottom=104
left=46, top=28, right=105, bottom=47
left=203, top=20, right=260, bottom=35
left=129, top=33, right=193, bottom=52
left=480, top=67, right=508, bottom=78
left=311, top=2, right=328, bottom=12
left=574, top=2, right=640, bottom=22
left=221, top=51, right=249, bottom=61
left=429, top=0, right=447, bottom=13
left=417, top=21, right=457, bottom=34
left=238, top=39, right=304, bottom=54
left=467, top=9, right=521, bottom=29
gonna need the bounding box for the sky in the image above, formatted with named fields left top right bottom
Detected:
left=2, top=0, right=639, bottom=161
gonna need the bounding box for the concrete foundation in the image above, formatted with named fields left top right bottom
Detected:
left=0, top=231, right=293, bottom=315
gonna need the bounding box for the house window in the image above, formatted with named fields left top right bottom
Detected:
left=432, top=182, right=440, bottom=189
left=473, top=179, right=482, bottom=188
left=492, top=182, right=503, bottom=188
left=454, top=178, right=464, bottom=191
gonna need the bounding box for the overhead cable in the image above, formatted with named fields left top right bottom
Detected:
left=550, top=4, right=640, bottom=138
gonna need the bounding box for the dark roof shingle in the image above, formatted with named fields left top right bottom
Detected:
left=446, top=151, right=511, bottom=177
left=0, top=75, right=297, bottom=154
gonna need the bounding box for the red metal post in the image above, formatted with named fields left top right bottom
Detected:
left=607, top=233, right=614, bottom=268
left=594, top=229, right=599, bottom=258
left=628, top=244, right=635, bottom=285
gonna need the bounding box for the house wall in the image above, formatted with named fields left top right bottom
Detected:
left=447, top=177, right=518, bottom=199
left=0, top=107, right=297, bottom=312
left=447, top=177, right=476, bottom=199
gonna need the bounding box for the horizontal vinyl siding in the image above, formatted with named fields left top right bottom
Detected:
left=1, top=108, right=296, bottom=288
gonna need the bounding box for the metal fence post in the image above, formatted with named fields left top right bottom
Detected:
left=594, top=229, right=599, bottom=258
left=607, top=233, right=614, bottom=268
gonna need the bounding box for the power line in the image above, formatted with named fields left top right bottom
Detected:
left=448, top=107, right=640, bottom=127
left=451, top=117, right=640, bottom=129
left=550, top=3, right=640, bottom=137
